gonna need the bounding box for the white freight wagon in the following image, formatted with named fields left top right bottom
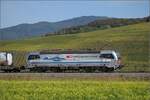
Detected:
left=0, top=52, right=13, bottom=66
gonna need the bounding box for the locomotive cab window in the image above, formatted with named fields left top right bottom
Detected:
left=100, top=54, right=114, bottom=59
left=28, top=55, right=40, bottom=60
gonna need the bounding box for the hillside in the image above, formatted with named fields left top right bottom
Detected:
left=0, top=16, right=108, bottom=40
left=54, top=17, right=149, bottom=35
left=0, top=22, right=149, bottom=71
left=1, top=16, right=149, bottom=40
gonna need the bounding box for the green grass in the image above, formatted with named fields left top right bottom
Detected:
left=0, top=80, right=149, bottom=100
left=0, top=22, right=150, bottom=71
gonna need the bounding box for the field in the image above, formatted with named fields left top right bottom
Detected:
left=0, top=73, right=150, bottom=100
left=0, top=79, right=150, bottom=100
left=0, top=22, right=150, bottom=71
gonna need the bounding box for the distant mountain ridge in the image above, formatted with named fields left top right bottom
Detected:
left=0, top=16, right=109, bottom=40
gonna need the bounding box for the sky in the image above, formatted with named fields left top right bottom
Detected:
left=0, top=0, right=149, bottom=28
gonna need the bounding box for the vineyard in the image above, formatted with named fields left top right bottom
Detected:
left=0, top=22, right=150, bottom=72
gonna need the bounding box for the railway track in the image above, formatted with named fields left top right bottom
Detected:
left=0, top=73, right=150, bottom=80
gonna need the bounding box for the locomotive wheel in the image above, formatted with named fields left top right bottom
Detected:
left=102, top=67, right=114, bottom=72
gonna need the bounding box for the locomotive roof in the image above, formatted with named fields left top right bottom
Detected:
left=28, top=50, right=116, bottom=55
left=39, top=50, right=101, bottom=54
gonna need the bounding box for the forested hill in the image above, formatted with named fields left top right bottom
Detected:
left=51, top=16, right=150, bottom=35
